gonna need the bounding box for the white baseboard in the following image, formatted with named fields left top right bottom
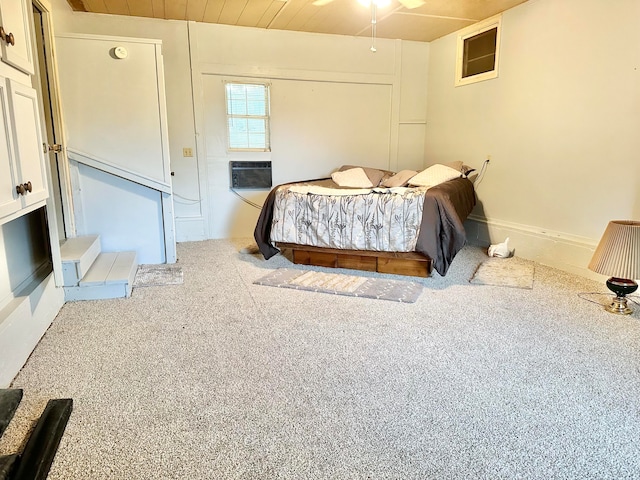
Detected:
left=464, top=215, right=603, bottom=282
left=175, top=217, right=207, bottom=242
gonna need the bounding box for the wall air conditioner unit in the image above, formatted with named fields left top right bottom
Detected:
left=229, top=161, right=272, bottom=190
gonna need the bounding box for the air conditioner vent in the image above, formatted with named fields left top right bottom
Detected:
left=229, top=161, right=272, bottom=190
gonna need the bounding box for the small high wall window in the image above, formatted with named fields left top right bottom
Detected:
left=455, top=15, right=501, bottom=87
left=225, top=82, right=271, bottom=151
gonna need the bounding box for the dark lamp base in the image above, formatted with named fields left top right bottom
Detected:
left=605, top=278, right=638, bottom=315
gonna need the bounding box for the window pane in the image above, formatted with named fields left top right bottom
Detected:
left=248, top=134, right=266, bottom=149
left=247, top=100, right=265, bottom=116
left=463, top=27, right=497, bottom=78
left=247, top=118, right=266, bottom=134
left=228, top=118, right=248, bottom=149
left=467, top=28, right=497, bottom=59
left=225, top=82, right=270, bottom=150
left=229, top=100, right=247, bottom=115
left=465, top=54, right=496, bottom=77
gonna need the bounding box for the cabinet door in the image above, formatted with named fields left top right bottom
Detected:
left=0, top=0, right=34, bottom=75
left=0, top=77, right=19, bottom=218
left=8, top=80, right=47, bottom=209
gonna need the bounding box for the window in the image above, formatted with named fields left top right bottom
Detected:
left=455, top=15, right=501, bottom=87
left=225, top=82, right=270, bottom=151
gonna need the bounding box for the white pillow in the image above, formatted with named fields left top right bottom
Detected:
left=331, top=168, right=374, bottom=188
left=408, top=164, right=461, bottom=188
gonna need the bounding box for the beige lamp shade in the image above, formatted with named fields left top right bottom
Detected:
left=588, top=220, right=640, bottom=279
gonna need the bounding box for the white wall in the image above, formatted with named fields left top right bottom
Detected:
left=191, top=21, right=429, bottom=239
left=201, top=76, right=393, bottom=238
left=51, top=0, right=639, bottom=278
left=425, top=0, right=640, bottom=277
left=50, top=0, right=200, bottom=239
left=399, top=40, right=429, bottom=172
left=73, top=163, right=165, bottom=264
left=54, top=33, right=173, bottom=263
left=50, top=0, right=430, bottom=242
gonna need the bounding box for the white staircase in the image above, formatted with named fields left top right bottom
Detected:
left=60, top=235, right=138, bottom=301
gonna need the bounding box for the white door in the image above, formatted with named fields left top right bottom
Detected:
left=32, top=1, right=75, bottom=240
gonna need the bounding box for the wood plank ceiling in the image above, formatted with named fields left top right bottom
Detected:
left=67, top=0, right=528, bottom=42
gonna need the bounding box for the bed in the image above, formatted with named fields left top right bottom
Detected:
left=254, top=164, right=476, bottom=277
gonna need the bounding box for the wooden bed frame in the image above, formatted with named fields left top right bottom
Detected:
left=277, top=243, right=433, bottom=277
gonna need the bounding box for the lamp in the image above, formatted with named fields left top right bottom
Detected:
left=588, top=220, right=640, bottom=315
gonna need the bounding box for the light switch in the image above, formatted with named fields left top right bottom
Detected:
left=183, top=147, right=193, bottom=157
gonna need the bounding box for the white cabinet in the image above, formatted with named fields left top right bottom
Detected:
left=8, top=80, right=47, bottom=207
left=0, top=0, right=34, bottom=75
left=0, top=76, right=18, bottom=218
left=0, top=0, right=63, bottom=390
left=0, top=0, right=47, bottom=225
left=0, top=77, right=47, bottom=222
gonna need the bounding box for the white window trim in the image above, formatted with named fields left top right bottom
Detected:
left=455, top=14, right=502, bottom=87
left=224, top=81, right=271, bottom=152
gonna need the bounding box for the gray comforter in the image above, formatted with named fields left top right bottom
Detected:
left=254, top=177, right=476, bottom=276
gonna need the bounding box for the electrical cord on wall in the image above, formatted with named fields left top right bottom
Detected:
left=474, top=158, right=490, bottom=188
left=172, top=190, right=264, bottom=209
left=231, top=189, right=263, bottom=210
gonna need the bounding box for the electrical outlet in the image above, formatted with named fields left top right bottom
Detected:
left=183, top=147, right=193, bottom=157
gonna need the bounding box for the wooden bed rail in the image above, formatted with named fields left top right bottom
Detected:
left=276, top=243, right=433, bottom=278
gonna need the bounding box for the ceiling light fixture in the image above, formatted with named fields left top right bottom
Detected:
left=358, top=0, right=391, bottom=52
left=314, top=0, right=424, bottom=51
left=357, top=0, right=392, bottom=6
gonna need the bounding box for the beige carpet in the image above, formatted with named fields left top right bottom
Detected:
left=3, top=240, right=640, bottom=479
left=469, top=257, right=535, bottom=289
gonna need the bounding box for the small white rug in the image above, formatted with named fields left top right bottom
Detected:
left=255, top=268, right=422, bottom=303
left=290, top=270, right=368, bottom=292
left=134, top=264, right=184, bottom=288
left=470, top=257, right=535, bottom=289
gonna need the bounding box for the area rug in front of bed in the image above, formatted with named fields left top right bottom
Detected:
left=254, top=268, right=422, bottom=303
left=469, top=257, right=535, bottom=289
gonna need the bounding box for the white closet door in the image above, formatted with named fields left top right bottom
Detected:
left=56, top=36, right=170, bottom=185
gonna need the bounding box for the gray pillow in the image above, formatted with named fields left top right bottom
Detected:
left=381, top=170, right=418, bottom=187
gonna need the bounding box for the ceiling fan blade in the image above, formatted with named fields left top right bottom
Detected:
left=398, top=0, right=425, bottom=8
left=312, top=0, right=335, bottom=5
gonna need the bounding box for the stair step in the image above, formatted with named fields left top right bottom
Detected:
left=64, top=251, right=138, bottom=301
left=0, top=389, right=23, bottom=439
left=80, top=251, right=135, bottom=286
left=60, top=235, right=101, bottom=287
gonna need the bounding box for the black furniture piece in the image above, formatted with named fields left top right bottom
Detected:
left=0, top=389, right=72, bottom=480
